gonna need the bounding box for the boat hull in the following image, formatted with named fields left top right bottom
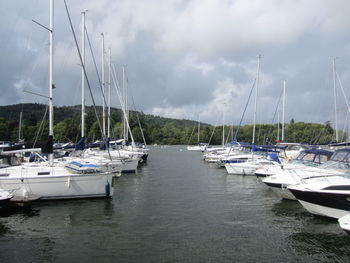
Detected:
left=288, top=187, right=350, bottom=219
left=225, top=163, right=257, bottom=175
left=262, top=181, right=297, bottom=200
left=0, top=171, right=113, bottom=202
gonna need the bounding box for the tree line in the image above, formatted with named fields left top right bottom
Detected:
left=0, top=103, right=344, bottom=145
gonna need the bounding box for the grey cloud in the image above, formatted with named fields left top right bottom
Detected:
left=0, top=0, right=349, bottom=131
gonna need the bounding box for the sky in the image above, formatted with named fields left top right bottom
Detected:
left=0, top=0, right=350, bottom=131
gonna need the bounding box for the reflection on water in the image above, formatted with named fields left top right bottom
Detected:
left=0, top=146, right=350, bottom=262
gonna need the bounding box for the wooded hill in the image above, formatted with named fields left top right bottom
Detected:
left=0, top=103, right=344, bottom=145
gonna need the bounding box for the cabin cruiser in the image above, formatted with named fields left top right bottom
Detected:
left=277, top=142, right=310, bottom=160
left=255, top=148, right=333, bottom=177
left=288, top=174, right=350, bottom=219
left=224, top=145, right=284, bottom=175
left=262, top=148, right=350, bottom=200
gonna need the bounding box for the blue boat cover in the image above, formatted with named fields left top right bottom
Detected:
left=68, top=161, right=99, bottom=168
left=75, top=137, right=85, bottom=151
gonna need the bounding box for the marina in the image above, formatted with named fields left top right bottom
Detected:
left=1, top=146, right=350, bottom=262
left=1, top=0, right=350, bottom=261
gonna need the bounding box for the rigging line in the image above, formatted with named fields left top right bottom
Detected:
left=336, top=71, right=350, bottom=113
left=63, top=0, right=111, bottom=160
left=187, top=125, right=197, bottom=145
left=33, top=105, right=48, bottom=149
left=208, top=117, right=219, bottom=145
left=111, top=63, right=136, bottom=147
left=85, top=26, right=113, bottom=137
left=341, top=111, right=349, bottom=142
left=265, top=88, right=284, bottom=144
left=85, top=28, right=102, bottom=91
left=131, top=96, right=147, bottom=146
left=227, top=78, right=256, bottom=156
left=233, top=78, right=256, bottom=142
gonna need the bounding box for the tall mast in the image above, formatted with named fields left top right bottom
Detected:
left=18, top=111, right=22, bottom=143
left=122, top=66, right=126, bottom=144
left=101, top=33, right=106, bottom=138
left=252, top=55, right=261, bottom=145
left=107, top=48, right=111, bottom=138
left=333, top=58, right=339, bottom=142
left=122, top=66, right=129, bottom=143
left=197, top=114, right=200, bottom=144
left=49, top=0, right=54, bottom=166
left=81, top=11, right=86, bottom=139
left=222, top=110, right=225, bottom=146
left=282, top=80, right=286, bottom=142
left=277, top=111, right=280, bottom=142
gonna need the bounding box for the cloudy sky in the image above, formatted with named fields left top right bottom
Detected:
left=0, top=0, right=350, bottom=130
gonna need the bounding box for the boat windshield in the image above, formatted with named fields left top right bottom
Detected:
left=293, top=152, right=329, bottom=165
left=318, top=160, right=350, bottom=170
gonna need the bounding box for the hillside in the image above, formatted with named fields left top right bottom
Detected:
left=0, top=103, right=343, bottom=145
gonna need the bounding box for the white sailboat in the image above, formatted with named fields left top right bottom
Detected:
left=74, top=14, right=122, bottom=176
left=0, top=1, right=114, bottom=202
left=225, top=55, right=268, bottom=175
left=187, top=114, right=206, bottom=151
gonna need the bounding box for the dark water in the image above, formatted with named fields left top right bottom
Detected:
left=1, top=145, right=350, bottom=262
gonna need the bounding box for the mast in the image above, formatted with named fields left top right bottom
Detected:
left=18, top=111, right=22, bottom=143
left=49, top=0, right=54, bottom=166
left=101, top=33, right=106, bottom=138
left=333, top=58, right=339, bottom=142
left=252, top=55, right=261, bottom=145
left=282, top=80, right=286, bottom=142
left=125, top=67, right=129, bottom=143
left=197, top=114, right=200, bottom=144
left=277, top=111, right=280, bottom=142
left=222, top=110, right=225, bottom=147
left=81, top=11, right=86, bottom=139
left=107, top=48, right=111, bottom=138
left=122, top=66, right=126, bottom=144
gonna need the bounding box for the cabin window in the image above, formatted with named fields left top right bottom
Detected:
left=38, top=172, right=50, bottom=175
left=332, top=151, right=348, bottom=161
left=302, top=153, right=314, bottom=162
left=319, top=155, right=329, bottom=164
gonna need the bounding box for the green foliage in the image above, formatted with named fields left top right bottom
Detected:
left=0, top=103, right=346, bottom=145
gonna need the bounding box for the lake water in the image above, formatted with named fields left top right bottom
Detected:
left=1, top=145, right=350, bottom=262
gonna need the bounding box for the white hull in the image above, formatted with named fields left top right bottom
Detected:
left=338, top=215, right=350, bottom=234
left=269, top=186, right=297, bottom=200
left=0, top=165, right=113, bottom=202
left=187, top=145, right=205, bottom=151
left=298, top=200, right=347, bottom=219
left=121, top=158, right=139, bottom=173
left=225, top=163, right=257, bottom=175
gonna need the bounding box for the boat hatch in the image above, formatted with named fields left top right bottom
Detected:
left=38, top=172, right=50, bottom=175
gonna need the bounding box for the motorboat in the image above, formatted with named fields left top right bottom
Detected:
left=288, top=174, right=350, bottom=219
left=262, top=148, right=349, bottom=200
left=255, top=148, right=333, bottom=177
left=225, top=146, right=283, bottom=175
left=277, top=142, right=310, bottom=160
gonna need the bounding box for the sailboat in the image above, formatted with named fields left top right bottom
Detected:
left=225, top=55, right=278, bottom=175
left=187, top=115, right=207, bottom=151
left=0, top=0, right=113, bottom=202
left=65, top=12, right=123, bottom=177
